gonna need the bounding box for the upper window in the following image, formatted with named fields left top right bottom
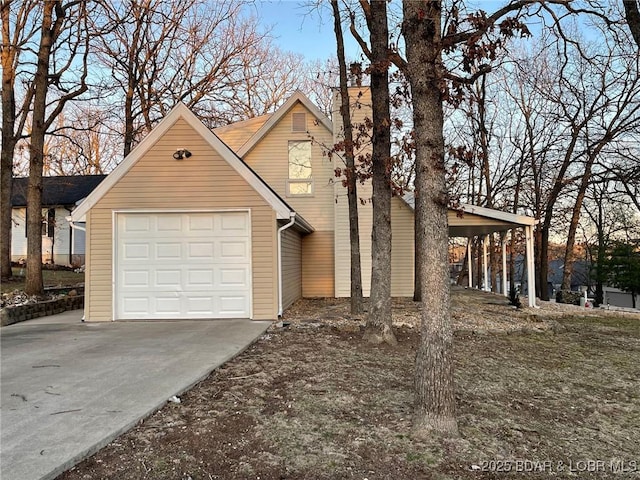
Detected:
left=287, top=140, right=313, bottom=196
left=291, top=112, right=307, bottom=132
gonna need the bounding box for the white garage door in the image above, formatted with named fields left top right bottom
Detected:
left=115, top=211, right=251, bottom=319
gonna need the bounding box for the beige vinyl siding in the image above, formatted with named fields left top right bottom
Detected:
left=334, top=191, right=414, bottom=297
left=241, top=102, right=336, bottom=297
left=301, top=231, right=335, bottom=297
left=281, top=227, right=302, bottom=310
left=85, top=118, right=278, bottom=321
left=242, top=103, right=335, bottom=232
left=333, top=87, right=372, bottom=297
left=390, top=198, right=415, bottom=296
left=332, top=87, right=414, bottom=297
left=214, top=114, right=271, bottom=152
left=334, top=181, right=372, bottom=297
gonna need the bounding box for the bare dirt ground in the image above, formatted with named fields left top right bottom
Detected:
left=58, top=288, right=640, bottom=480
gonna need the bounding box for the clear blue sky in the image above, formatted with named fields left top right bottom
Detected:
left=247, top=0, right=361, bottom=61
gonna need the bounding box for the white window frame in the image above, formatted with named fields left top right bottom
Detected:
left=287, top=140, right=313, bottom=196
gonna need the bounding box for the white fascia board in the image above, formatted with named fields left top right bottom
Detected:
left=237, top=91, right=333, bottom=158
left=401, top=193, right=536, bottom=228
left=71, top=103, right=293, bottom=222
left=459, top=203, right=538, bottom=227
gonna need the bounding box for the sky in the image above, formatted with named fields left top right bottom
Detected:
left=247, top=1, right=361, bottom=61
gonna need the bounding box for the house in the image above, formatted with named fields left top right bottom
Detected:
left=71, top=88, right=537, bottom=322
left=11, top=175, right=107, bottom=266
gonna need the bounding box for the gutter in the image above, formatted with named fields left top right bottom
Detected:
left=66, top=216, right=87, bottom=322
left=66, top=216, right=86, bottom=232
left=65, top=207, right=74, bottom=265
left=277, top=212, right=296, bottom=317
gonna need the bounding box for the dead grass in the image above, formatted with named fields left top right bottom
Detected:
left=1, top=268, right=84, bottom=294
left=58, top=290, right=640, bottom=480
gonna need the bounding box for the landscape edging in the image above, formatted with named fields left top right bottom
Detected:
left=0, top=295, right=84, bottom=327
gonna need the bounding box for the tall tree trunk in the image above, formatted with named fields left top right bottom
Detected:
left=561, top=158, right=597, bottom=291
left=624, top=0, right=640, bottom=47
left=363, top=0, right=396, bottom=345
left=413, top=222, right=423, bottom=300
left=1, top=2, right=16, bottom=280
left=537, top=226, right=549, bottom=300
left=403, top=0, right=458, bottom=437
left=0, top=151, right=13, bottom=280
left=331, top=0, right=363, bottom=315
left=489, top=234, right=498, bottom=292
left=26, top=0, right=62, bottom=295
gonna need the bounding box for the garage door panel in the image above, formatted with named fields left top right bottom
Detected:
left=124, top=215, right=151, bottom=232
left=219, top=296, right=249, bottom=316
left=220, top=268, right=248, bottom=287
left=157, top=215, right=182, bottom=231
left=122, top=297, right=150, bottom=314
left=124, top=243, right=149, bottom=260
left=116, top=212, right=251, bottom=320
left=155, top=269, right=181, bottom=287
left=187, top=269, right=214, bottom=287
left=122, top=270, right=149, bottom=287
left=185, top=295, right=216, bottom=314
left=220, top=213, right=249, bottom=235
left=220, top=240, right=249, bottom=259
left=188, top=242, right=215, bottom=260
left=155, top=243, right=182, bottom=260
left=155, top=296, right=181, bottom=315
left=188, top=215, right=215, bottom=232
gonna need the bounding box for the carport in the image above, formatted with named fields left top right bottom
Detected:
left=403, top=195, right=538, bottom=308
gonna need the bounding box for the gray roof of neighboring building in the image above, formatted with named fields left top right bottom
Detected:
left=11, top=175, right=108, bottom=207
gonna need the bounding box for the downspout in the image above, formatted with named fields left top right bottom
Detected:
left=67, top=218, right=86, bottom=232
left=277, top=212, right=296, bottom=317
left=66, top=207, right=73, bottom=266
left=67, top=217, right=87, bottom=321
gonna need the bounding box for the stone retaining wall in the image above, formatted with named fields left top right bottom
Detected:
left=1, top=296, right=84, bottom=327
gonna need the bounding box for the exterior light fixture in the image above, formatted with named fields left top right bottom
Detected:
left=173, top=148, right=192, bottom=160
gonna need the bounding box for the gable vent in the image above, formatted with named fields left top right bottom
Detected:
left=291, top=112, right=307, bottom=132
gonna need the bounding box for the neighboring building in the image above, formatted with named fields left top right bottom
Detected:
left=71, top=89, right=537, bottom=322
left=10, top=175, right=107, bottom=266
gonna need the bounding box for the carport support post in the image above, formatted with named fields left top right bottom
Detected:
left=525, top=225, right=536, bottom=308
left=467, top=239, right=473, bottom=288
left=482, top=235, right=489, bottom=291
left=501, top=232, right=508, bottom=297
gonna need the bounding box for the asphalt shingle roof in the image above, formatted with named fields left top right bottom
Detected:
left=11, top=175, right=108, bottom=207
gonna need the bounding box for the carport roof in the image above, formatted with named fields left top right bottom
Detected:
left=401, top=193, right=537, bottom=237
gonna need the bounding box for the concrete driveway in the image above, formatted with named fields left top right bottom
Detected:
left=0, top=310, right=271, bottom=480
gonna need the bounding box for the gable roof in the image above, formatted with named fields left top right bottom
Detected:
left=11, top=175, right=107, bottom=207
left=401, top=192, right=537, bottom=237
left=236, top=91, right=333, bottom=158
left=70, top=103, right=311, bottom=229
left=213, top=114, right=271, bottom=152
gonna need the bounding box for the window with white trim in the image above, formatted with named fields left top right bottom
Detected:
left=287, top=140, right=313, bottom=196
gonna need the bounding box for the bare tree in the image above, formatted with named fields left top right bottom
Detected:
left=24, top=0, right=90, bottom=295
left=345, top=0, right=398, bottom=344
left=623, top=0, right=640, bottom=47
left=92, top=0, right=310, bottom=155
left=400, top=0, right=561, bottom=438
left=40, top=106, right=121, bottom=175
left=331, top=0, right=363, bottom=315
left=1, top=0, right=39, bottom=280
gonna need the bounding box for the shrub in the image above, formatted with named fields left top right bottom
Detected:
left=556, top=290, right=582, bottom=305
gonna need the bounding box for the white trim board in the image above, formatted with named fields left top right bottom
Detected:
left=71, top=103, right=294, bottom=222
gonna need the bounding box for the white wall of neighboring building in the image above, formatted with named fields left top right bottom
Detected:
left=10, top=207, right=85, bottom=266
